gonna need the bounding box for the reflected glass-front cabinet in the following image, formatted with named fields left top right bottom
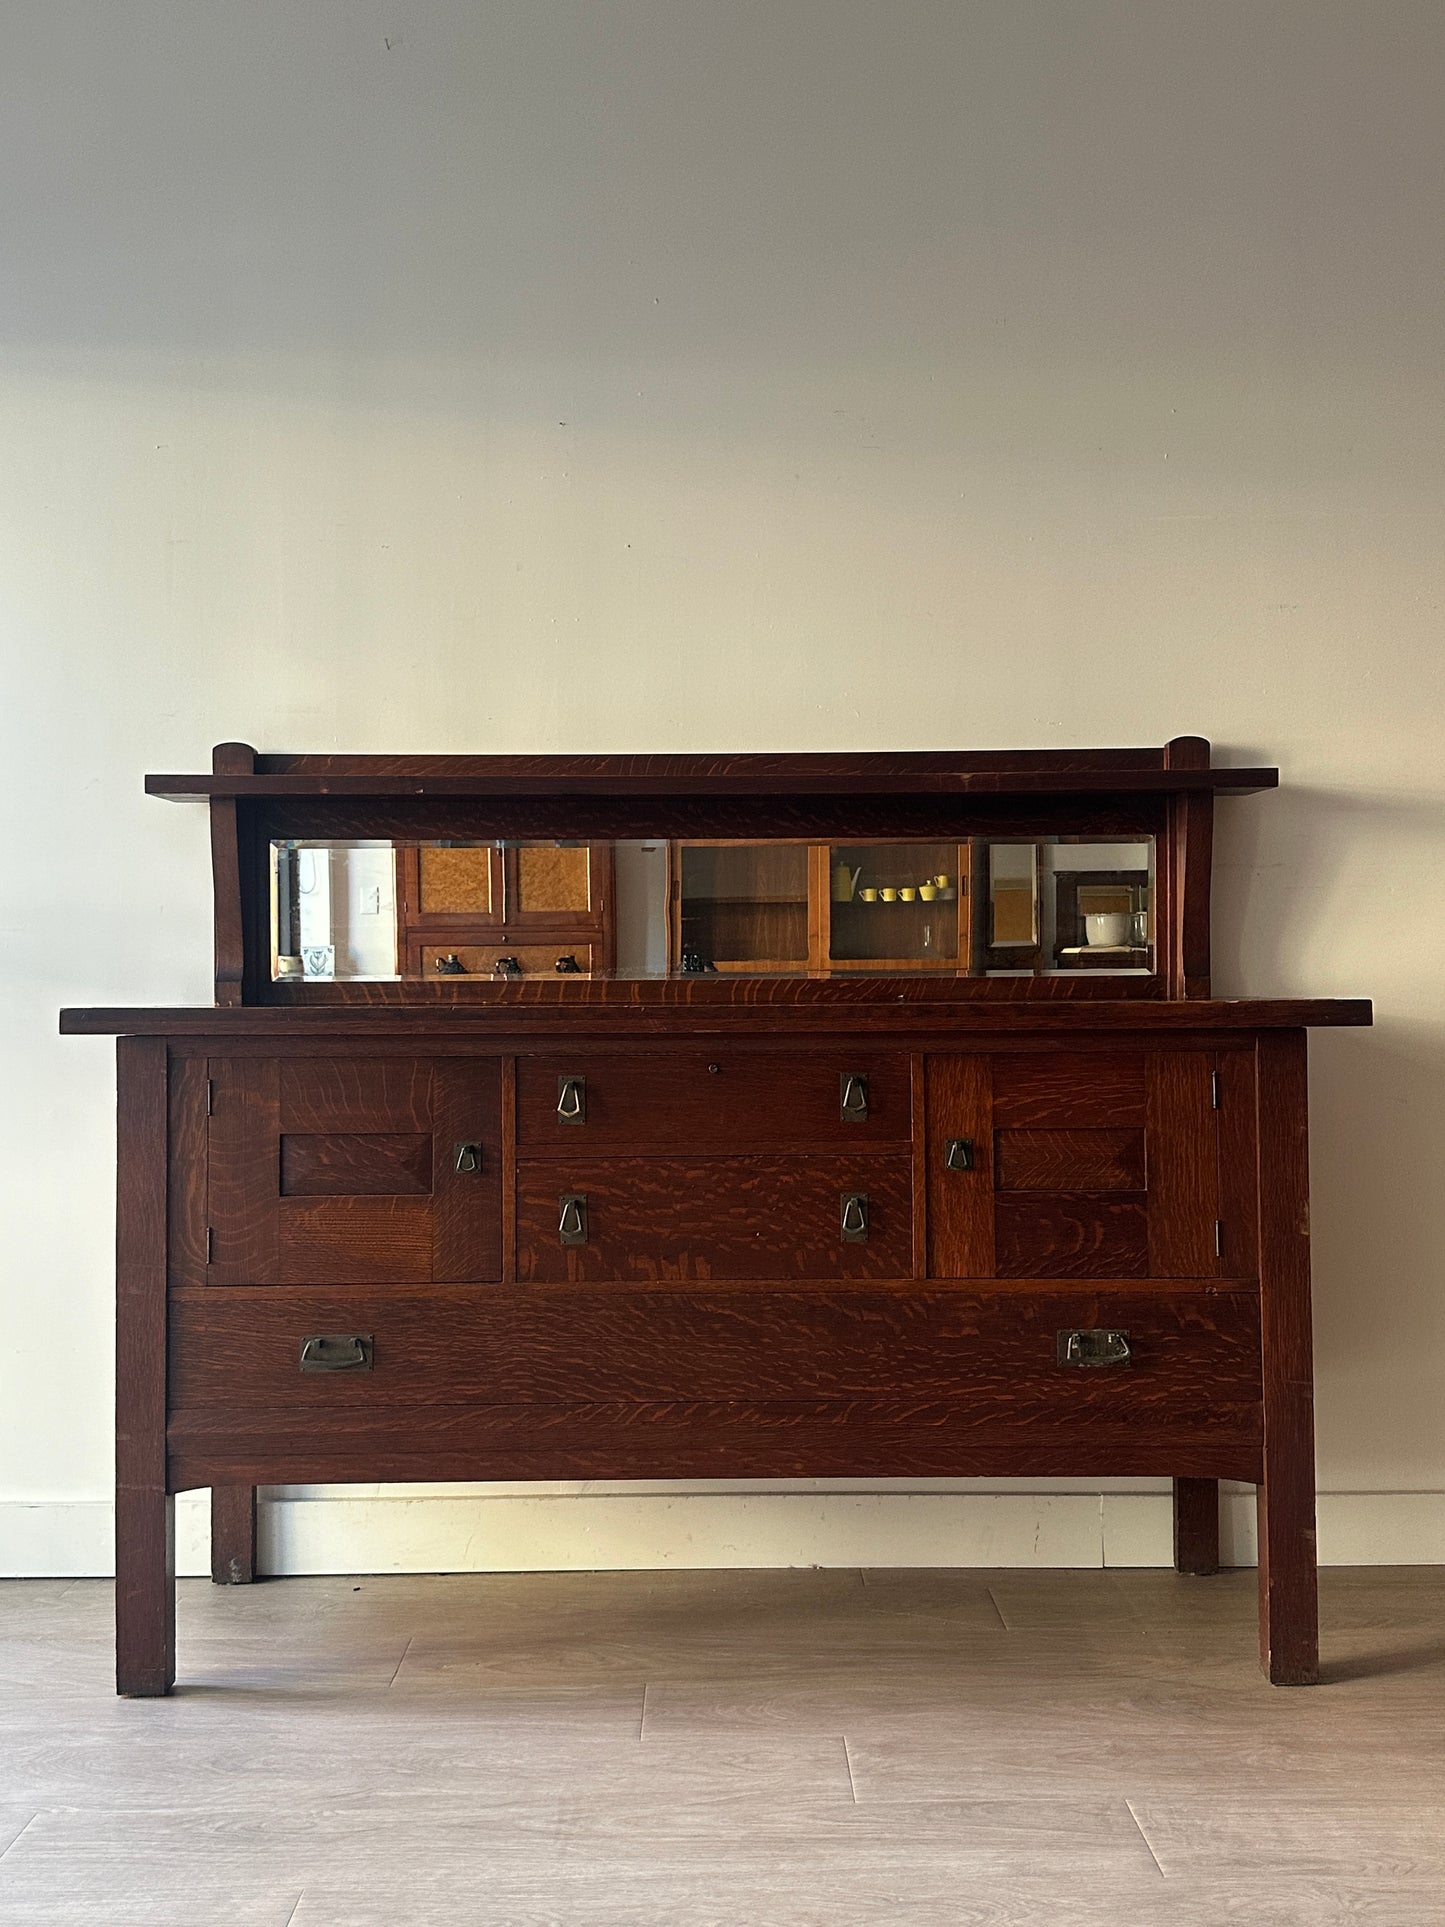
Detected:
left=63, top=738, right=1371, bottom=1695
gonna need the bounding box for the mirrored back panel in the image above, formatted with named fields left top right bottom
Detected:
left=269, top=836, right=1155, bottom=983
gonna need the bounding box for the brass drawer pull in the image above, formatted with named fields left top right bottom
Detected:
left=299, top=1334, right=374, bottom=1373
left=840, top=1191, right=869, bottom=1243
left=453, top=1140, right=483, bottom=1174
left=557, top=1075, right=586, bottom=1123
left=559, top=1193, right=588, bottom=1245
left=1056, top=1329, right=1132, bottom=1369
left=840, top=1073, right=869, bottom=1122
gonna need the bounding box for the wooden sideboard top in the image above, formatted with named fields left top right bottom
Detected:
left=60, top=993, right=1372, bottom=1037
left=144, top=738, right=1278, bottom=801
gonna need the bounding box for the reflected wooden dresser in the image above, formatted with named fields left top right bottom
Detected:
left=62, top=740, right=1371, bottom=1692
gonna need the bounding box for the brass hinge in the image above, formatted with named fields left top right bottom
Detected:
left=1210, top=1070, right=1219, bottom=1110
left=1214, top=1220, right=1223, bottom=1259
left=206, top=1227, right=215, bottom=1264
left=206, top=1078, right=215, bottom=1116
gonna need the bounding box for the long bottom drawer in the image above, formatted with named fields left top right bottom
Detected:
left=168, top=1285, right=1262, bottom=1485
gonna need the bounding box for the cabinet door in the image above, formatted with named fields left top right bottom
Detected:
left=927, top=1050, right=1224, bottom=1279
left=206, top=1057, right=501, bottom=1284
left=503, top=842, right=611, bottom=937
left=671, top=842, right=818, bottom=970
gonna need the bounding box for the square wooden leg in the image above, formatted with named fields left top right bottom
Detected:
left=115, top=1036, right=174, bottom=1696
left=210, top=1485, right=258, bottom=1584
left=1172, top=1477, right=1220, bottom=1575
left=1255, top=1030, right=1319, bottom=1686
left=116, top=1484, right=175, bottom=1697
left=1257, top=1474, right=1319, bottom=1685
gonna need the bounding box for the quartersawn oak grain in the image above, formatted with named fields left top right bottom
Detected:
left=515, top=1156, right=915, bottom=1282
left=516, top=1051, right=910, bottom=1154
left=168, top=1285, right=1262, bottom=1415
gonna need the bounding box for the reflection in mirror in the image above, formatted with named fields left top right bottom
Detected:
left=268, top=835, right=1155, bottom=983
left=980, top=839, right=1154, bottom=977
left=678, top=844, right=810, bottom=968
left=272, top=841, right=398, bottom=981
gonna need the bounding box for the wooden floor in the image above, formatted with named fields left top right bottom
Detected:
left=2, top=1568, right=1443, bottom=1924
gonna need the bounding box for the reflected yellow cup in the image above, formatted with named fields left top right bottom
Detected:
left=879, top=887, right=897, bottom=902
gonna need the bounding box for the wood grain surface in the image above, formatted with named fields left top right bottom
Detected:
left=168, top=1398, right=1263, bottom=1489
left=206, top=1055, right=501, bottom=1285
left=994, top=1129, right=1145, bottom=1192
left=925, top=1054, right=994, bottom=1277
left=59, top=996, right=1374, bottom=1036
left=209, top=1484, right=257, bottom=1585
left=991, top=1052, right=1147, bottom=1126
left=1215, top=1047, right=1260, bottom=1280
left=115, top=1036, right=174, bottom=1695
left=516, top=1052, right=910, bottom=1152
left=166, top=1054, right=209, bottom=1290
left=994, top=1194, right=1150, bottom=1278
left=1172, top=1476, right=1221, bottom=1576
left=1254, top=1030, right=1319, bottom=1685
left=515, top=1157, right=915, bottom=1282
left=279, top=1058, right=432, bottom=1132
left=279, top=1133, right=432, bottom=1196
left=163, top=1287, right=1263, bottom=1449
left=1145, top=1051, right=1220, bottom=1276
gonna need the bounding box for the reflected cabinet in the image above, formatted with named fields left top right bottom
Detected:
left=62, top=739, right=1371, bottom=1694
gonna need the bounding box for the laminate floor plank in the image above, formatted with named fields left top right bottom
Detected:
left=3, top=1570, right=1445, bottom=1926
left=0, top=1898, right=303, bottom=1927
left=0, top=1808, right=36, bottom=1858
left=1131, top=1797, right=1445, bottom=1883
left=287, top=1880, right=1445, bottom=1927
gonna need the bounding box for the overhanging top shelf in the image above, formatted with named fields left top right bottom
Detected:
left=145, top=739, right=1279, bottom=801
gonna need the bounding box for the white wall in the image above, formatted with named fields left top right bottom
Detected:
left=3, top=1, right=1443, bottom=1573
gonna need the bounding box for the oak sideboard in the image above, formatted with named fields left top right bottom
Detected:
left=61, top=739, right=1371, bottom=1692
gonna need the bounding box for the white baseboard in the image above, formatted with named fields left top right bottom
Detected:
left=4, top=1487, right=1445, bottom=1578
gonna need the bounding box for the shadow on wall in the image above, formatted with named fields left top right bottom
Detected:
left=1207, top=759, right=1445, bottom=1445
left=1211, top=774, right=1444, bottom=1003
left=1308, top=1017, right=1445, bottom=1360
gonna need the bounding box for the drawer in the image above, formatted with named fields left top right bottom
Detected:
left=516, top=1052, right=910, bottom=1154
left=167, top=1288, right=1262, bottom=1482
left=515, top=1155, right=914, bottom=1281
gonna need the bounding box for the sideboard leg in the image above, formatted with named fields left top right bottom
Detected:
left=1255, top=1030, right=1319, bottom=1686
left=1257, top=1473, right=1318, bottom=1686
left=115, top=1035, right=175, bottom=1696
left=211, top=1485, right=258, bottom=1584
left=1172, top=1477, right=1220, bottom=1574
left=116, top=1485, right=175, bottom=1696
